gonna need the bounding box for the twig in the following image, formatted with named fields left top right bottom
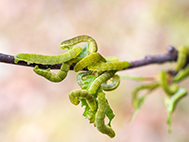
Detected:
left=0, top=45, right=178, bottom=71
left=128, top=45, right=177, bottom=69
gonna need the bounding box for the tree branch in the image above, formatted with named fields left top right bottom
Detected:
left=128, top=45, right=177, bottom=69
left=0, top=46, right=178, bottom=71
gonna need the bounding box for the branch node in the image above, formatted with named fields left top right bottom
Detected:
left=167, top=45, right=177, bottom=54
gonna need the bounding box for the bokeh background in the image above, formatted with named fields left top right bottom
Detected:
left=0, top=0, right=189, bottom=142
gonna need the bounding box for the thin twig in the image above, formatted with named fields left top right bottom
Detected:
left=0, top=46, right=178, bottom=71
left=128, top=45, right=177, bottom=69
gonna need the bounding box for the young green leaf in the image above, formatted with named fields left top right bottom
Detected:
left=164, top=88, right=187, bottom=133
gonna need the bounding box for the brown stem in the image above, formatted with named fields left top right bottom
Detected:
left=0, top=46, right=178, bottom=71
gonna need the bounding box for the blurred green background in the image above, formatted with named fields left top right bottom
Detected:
left=0, top=0, right=189, bottom=142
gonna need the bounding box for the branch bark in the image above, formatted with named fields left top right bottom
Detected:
left=0, top=46, right=178, bottom=71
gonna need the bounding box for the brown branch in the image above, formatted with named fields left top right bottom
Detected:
left=128, top=45, right=177, bottom=69
left=0, top=46, right=178, bottom=70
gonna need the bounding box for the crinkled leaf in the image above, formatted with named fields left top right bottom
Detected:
left=129, top=95, right=146, bottom=121
left=164, top=88, right=187, bottom=133
left=164, top=96, right=173, bottom=133
left=82, top=75, right=97, bottom=90
left=130, top=83, right=159, bottom=121
left=79, top=74, right=97, bottom=122
left=106, top=102, right=115, bottom=126
left=78, top=43, right=89, bottom=58
left=82, top=99, right=96, bottom=123
left=80, top=75, right=115, bottom=125
left=133, top=95, right=146, bottom=110
left=118, top=74, right=154, bottom=81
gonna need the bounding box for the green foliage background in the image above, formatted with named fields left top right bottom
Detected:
left=0, top=0, right=189, bottom=142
